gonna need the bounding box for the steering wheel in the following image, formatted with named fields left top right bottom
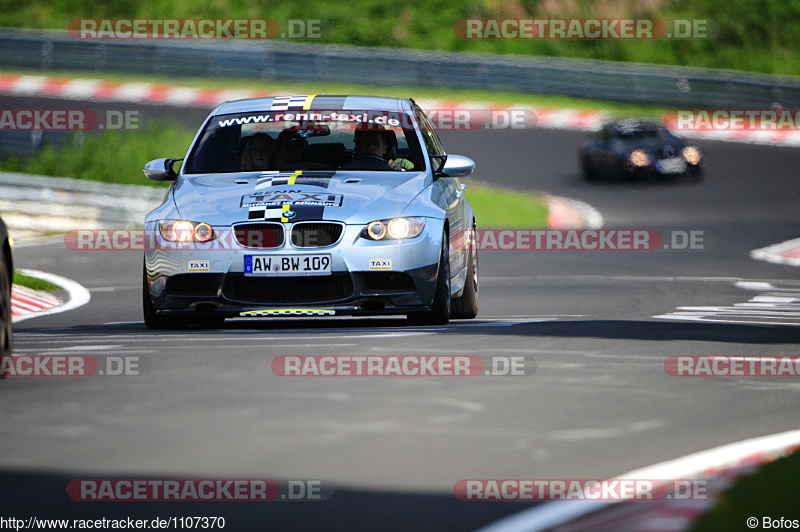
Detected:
left=342, top=154, right=394, bottom=171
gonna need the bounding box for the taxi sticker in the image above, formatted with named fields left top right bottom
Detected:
left=188, top=260, right=210, bottom=272
left=369, top=259, right=392, bottom=270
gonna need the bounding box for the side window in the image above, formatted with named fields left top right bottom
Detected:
left=415, top=110, right=445, bottom=157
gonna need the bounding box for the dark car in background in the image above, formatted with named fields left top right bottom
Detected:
left=580, top=119, right=704, bottom=182
left=0, top=215, right=12, bottom=356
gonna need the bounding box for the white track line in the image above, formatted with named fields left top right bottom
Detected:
left=12, top=269, right=91, bottom=323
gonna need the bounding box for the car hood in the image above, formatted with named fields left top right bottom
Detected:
left=171, top=170, right=430, bottom=225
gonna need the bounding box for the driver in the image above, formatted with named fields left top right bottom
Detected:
left=277, top=128, right=308, bottom=167
left=351, top=123, right=413, bottom=171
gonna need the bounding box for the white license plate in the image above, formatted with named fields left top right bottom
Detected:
left=657, top=157, right=687, bottom=174
left=244, top=254, right=331, bottom=276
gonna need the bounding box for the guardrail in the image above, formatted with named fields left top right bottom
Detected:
left=0, top=172, right=166, bottom=239
left=2, top=28, right=800, bottom=109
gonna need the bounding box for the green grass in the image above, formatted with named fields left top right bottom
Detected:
left=464, top=183, right=549, bottom=228
left=0, top=120, right=190, bottom=186
left=689, top=449, right=800, bottom=531
left=13, top=272, right=60, bottom=291
left=2, top=0, right=800, bottom=76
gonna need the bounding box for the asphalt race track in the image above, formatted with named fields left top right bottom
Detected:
left=3, top=96, right=800, bottom=530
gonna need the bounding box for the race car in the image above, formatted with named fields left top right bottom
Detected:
left=1, top=214, right=12, bottom=356
left=580, top=118, right=704, bottom=181
left=142, top=95, right=479, bottom=328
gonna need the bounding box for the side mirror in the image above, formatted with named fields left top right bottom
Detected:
left=143, top=158, right=182, bottom=181
left=441, top=155, right=475, bottom=177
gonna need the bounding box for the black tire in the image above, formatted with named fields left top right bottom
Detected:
left=686, top=167, right=704, bottom=182
left=142, top=262, right=184, bottom=330
left=451, top=227, right=478, bottom=319
left=581, top=157, right=599, bottom=181
left=408, top=232, right=450, bottom=326
left=0, top=252, right=12, bottom=358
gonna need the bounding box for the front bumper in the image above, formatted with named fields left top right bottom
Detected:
left=144, top=219, right=444, bottom=317
left=625, top=157, right=703, bottom=178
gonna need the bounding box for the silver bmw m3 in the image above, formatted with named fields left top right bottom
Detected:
left=142, top=95, right=478, bottom=328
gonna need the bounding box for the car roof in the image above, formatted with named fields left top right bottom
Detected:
left=605, top=118, right=665, bottom=135
left=215, top=95, right=415, bottom=115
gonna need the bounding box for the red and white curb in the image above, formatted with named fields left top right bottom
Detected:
left=545, top=194, right=604, bottom=229
left=529, top=460, right=769, bottom=532
left=11, top=283, right=59, bottom=319
left=480, top=429, right=800, bottom=532
left=0, top=74, right=246, bottom=108
left=11, top=268, right=91, bottom=323
left=5, top=73, right=800, bottom=146
left=751, top=237, right=800, bottom=267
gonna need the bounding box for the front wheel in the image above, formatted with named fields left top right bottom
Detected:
left=451, top=234, right=478, bottom=319
left=0, top=253, right=12, bottom=358
left=581, top=156, right=599, bottom=181
left=686, top=167, right=704, bottom=183
left=408, top=233, right=450, bottom=326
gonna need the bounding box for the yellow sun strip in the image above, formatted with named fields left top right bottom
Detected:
left=240, top=309, right=335, bottom=316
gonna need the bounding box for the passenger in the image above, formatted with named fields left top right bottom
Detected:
left=241, top=133, right=277, bottom=170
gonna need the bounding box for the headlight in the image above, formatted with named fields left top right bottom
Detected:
left=362, top=218, right=425, bottom=241
left=158, top=220, right=215, bottom=242
left=366, top=221, right=387, bottom=240
left=629, top=150, right=650, bottom=167
left=682, top=146, right=701, bottom=165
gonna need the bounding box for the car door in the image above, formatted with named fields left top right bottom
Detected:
left=415, top=108, right=467, bottom=283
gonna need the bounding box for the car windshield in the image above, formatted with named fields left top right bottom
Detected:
left=184, top=109, right=425, bottom=173
left=615, top=122, right=673, bottom=139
